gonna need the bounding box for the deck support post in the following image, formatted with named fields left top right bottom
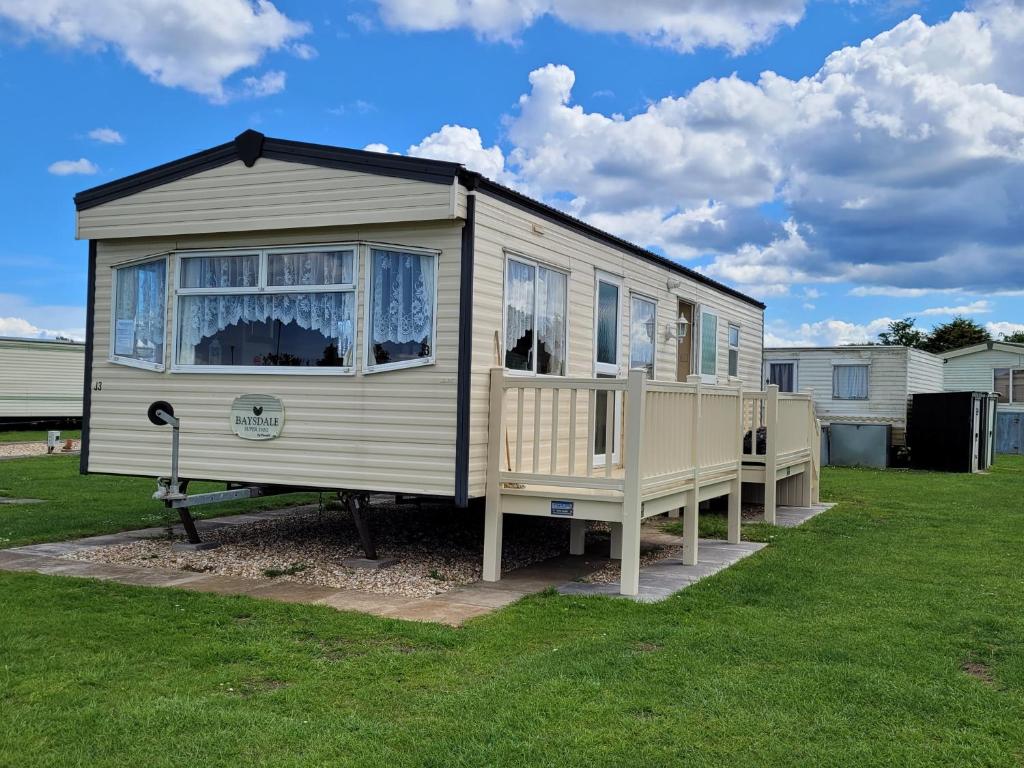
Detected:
left=569, top=519, right=587, bottom=555
left=609, top=523, right=622, bottom=560
left=764, top=385, right=779, bottom=525
left=483, top=368, right=505, bottom=583
left=682, top=493, right=699, bottom=566
left=619, top=369, right=647, bottom=597
left=727, top=477, right=742, bottom=545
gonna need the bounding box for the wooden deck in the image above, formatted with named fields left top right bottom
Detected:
left=484, top=368, right=821, bottom=595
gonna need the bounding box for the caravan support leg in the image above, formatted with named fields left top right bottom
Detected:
left=346, top=494, right=378, bottom=560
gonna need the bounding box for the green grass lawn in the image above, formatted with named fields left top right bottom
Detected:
left=0, top=429, right=81, bottom=443
left=0, top=455, right=315, bottom=547
left=1, top=457, right=1023, bottom=766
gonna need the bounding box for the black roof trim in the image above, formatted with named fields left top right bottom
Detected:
left=462, top=172, right=766, bottom=310
left=74, top=130, right=765, bottom=309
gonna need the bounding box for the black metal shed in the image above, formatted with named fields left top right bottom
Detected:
left=908, top=391, right=997, bottom=473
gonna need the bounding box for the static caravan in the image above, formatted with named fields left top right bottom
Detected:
left=0, top=337, right=85, bottom=428
left=75, top=131, right=818, bottom=595
left=763, top=345, right=943, bottom=466
left=942, top=342, right=1024, bottom=455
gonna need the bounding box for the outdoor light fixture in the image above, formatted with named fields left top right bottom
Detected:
left=665, top=312, right=690, bottom=341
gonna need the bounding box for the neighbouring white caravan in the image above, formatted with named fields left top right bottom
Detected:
left=0, top=337, right=84, bottom=426
left=75, top=131, right=819, bottom=595
left=763, top=345, right=943, bottom=464
left=942, top=341, right=1024, bottom=454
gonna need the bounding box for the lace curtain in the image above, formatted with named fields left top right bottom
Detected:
left=180, top=254, right=258, bottom=289
left=505, top=260, right=535, bottom=357
left=269, top=251, right=352, bottom=286
left=176, top=293, right=354, bottom=365
left=115, top=260, right=166, bottom=361
left=369, top=250, right=435, bottom=346
left=833, top=365, right=869, bottom=399
left=630, top=296, right=656, bottom=378
left=536, top=267, right=566, bottom=375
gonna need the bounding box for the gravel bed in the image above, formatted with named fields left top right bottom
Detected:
left=582, top=539, right=684, bottom=584
left=0, top=440, right=79, bottom=459
left=63, top=496, right=570, bottom=598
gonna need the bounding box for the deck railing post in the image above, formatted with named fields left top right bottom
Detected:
left=683, top=374, right=703, bottom=566
left=619, top=368, right=647, bottom=596
left=764, top=384, right=779, bottom=525
left=728, top=386, right=743, bottom=544
left=483, top=367, right=505, bottom=582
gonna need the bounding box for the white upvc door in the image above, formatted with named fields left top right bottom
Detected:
left=593, top=271, right=622, bottom=467
left=696, top=306, right=719, bottom=384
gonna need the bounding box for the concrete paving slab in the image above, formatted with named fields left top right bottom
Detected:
left=247, top=581, right=342, bottom=604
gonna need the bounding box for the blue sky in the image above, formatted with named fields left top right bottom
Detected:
left=0, top=0, right=1021, bottom=344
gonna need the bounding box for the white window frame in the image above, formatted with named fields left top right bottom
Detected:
left=501, top=251, right=569, bottom=378
left=727, top=323, right=741, bottom=378
left=994, top=367, right=1024, bottom=404
left=109, top=253, right=170, bottom=372
left=628, top=291, right=657, bottom=380
left=832, top=363, right=870, bottom=401
left=170, top=242, right=359, bottom=375
left=765, top=360, right=798, bottom=392
left=696, top=306, right=719, bottom=384
left=362, top=242, right=440, bottom=375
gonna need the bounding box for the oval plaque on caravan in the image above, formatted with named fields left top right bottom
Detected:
left=230, top=394, right=285, bottom=440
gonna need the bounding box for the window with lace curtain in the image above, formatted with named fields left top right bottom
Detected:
left=365, top=248, right=437, bottom=372
left=173, top=246, right=356, bottom=372
left=111, top=257, right=167, bottom=371
left=504, top=255, right=567, bottom=376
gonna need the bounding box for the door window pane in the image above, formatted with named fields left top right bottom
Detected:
left=505, top=260, right=535, bottom=371
left=1013, top=370, right=1024, bottom=404
left=994, top=368, right=1011, bottom=402
left=768, top=362, right=795, bottom=392
left=597, top=281, right=619, bottom=366
left=700, top=312, right=718, bottom=376
left=536, top=267, right=566, bottom=375
left=629, top=296, right=656, bottom=379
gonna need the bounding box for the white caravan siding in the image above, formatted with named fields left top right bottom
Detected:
left=764, top=346, right=943, bottom=445
left=0, top=339, right=84, bottom=419
left=944, top=346, right=1024, bottom=413
left=466, top=191, right=765, bottom=497
left=78, top=159, right=462, bottom=240
left=86, top=221, right=463, bottom=495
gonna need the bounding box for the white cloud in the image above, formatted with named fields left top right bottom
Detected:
left=0, top=0, right=309, bottom=100
left=363, top=142, right=392, bottom=154
left=766, top=316, right=894, bottom=347
left=88, top=127, right=124, bottom=144
left=0, top=293, right=85, bottom=340
left=371, top=0, right=806, bottom=54
left=47, top=158, right=97, bottom=175
left=987, top=321, right=1024, bottom=338
left=381, top=4, right=1024, bottom=297
left=291, top=42, right=318, bottom=60
left=916, top=300, right=992, bottom=316
left=240, top=70, right=286, bottom=98
left=408, top=125, right=509, bottom=181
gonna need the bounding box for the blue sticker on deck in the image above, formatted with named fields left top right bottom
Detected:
left=550, top=500, right=574, bottom=517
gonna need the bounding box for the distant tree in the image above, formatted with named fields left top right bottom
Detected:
left=877, top=317, right=927, bottom=349
left=1001, top=330, right=1024, bottom=343
left=922, top=316, right=991, bottom=354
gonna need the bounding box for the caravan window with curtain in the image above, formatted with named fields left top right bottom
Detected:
left=504, top=256, right=567, bottom=376
left=366, top=248, right=436, bottom=372
left=174, top=248, right=356, bottom=371
left=833, top=364, right=869, bottom=400
left=629, top=295, right=656, bottom=379
left=111, top=257, right=167, bottom=370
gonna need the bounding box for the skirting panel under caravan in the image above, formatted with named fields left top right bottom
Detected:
left=822, top=423, right=890, bottom=468
left=996, top=412, right=1023, bottom=455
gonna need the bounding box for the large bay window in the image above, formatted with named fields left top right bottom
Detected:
left=504, top=256, right=567, bottom=376
left=365, top=248, right=437, bottom=372
left=174, top=247, right=356, bottom=372
left=111, top=257, right=167, bottom=370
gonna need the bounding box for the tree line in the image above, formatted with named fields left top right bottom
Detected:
left=874, top=316, right=1024, bottom=354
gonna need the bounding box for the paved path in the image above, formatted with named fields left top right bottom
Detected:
left=0, top=502, right=836, bottom=624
